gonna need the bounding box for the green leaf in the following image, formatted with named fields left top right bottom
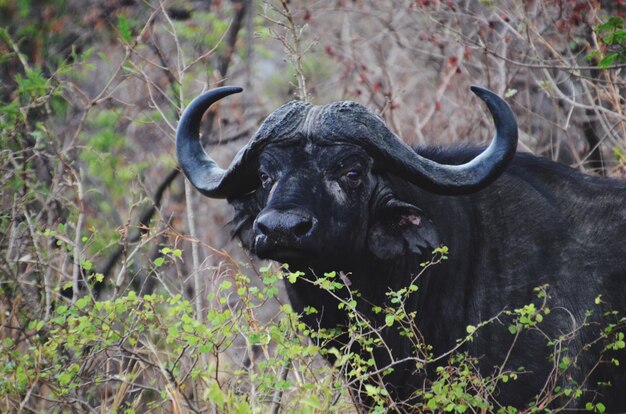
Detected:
left=207, top=381, right=226, bottom=409
left=596, top=16, right=625, bottom=34
left=80, top=259, right=93, bottom=271
left=287, top=272, right=299, bottom=283
left=505, top=88, right=518, bottom=98
left=153, top=257, right=165, bottom=267
left=365, top=384, right=380, bottom=396
left=75, top=296, right=90, bottom=310
left=614, top=30, right=626, bottom=44
left=58, top=371, right=73, bottom=386
left=117, top=15, right=133, bottom=43
left=0, top=27, right=11, bottom=45
left=0, top=97, right=20, bottom=115
left=385, top=314, right=394, bottom=327
left=198, top=343, right=213, bottom=353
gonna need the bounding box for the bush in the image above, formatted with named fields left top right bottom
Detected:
left=0, top=266, right=356, bottom=413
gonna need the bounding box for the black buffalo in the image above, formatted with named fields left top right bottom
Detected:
left=176, top=86, right=626, bottom=412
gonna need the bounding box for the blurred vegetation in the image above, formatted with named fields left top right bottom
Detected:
left=1, top=0, right=626, bottom=412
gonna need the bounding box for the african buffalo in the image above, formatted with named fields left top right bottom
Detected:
left=176, top=86, right=626, bottom=412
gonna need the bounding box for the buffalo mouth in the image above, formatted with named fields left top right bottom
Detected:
left=254, top=235, right=312, bottom=263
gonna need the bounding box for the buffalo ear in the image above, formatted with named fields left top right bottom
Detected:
left=367, top=199, right=440, bottom=260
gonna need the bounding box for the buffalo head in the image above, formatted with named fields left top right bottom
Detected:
left=176, top=86, right=517, bottom=272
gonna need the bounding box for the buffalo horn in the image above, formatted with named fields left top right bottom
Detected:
left=176, top=86, right=256, bottom=199
left=363, top=86, right=518, bottom=195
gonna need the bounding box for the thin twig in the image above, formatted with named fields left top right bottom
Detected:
left=71, top=167, right=85, bottom=303
left=269, top=356, right=292, bottom=414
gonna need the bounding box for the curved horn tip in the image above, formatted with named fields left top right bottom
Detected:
left=204, top=85, right=243, bottom=97
left=222, top=86, right=243, bottom=93
left=469, top=85, right=498, bottom=102
left=195, top=86, right=244, bottom=102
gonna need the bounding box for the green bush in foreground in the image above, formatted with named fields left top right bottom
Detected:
left=2, top=256, right=624, bottom=413
left=0, top=267, right=351, bottom=413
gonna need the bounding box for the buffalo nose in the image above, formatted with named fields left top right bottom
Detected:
left=255, top=210, right=316, bottom=239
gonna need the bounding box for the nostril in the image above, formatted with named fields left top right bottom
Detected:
left=293, top=216, right=313, bottom=236
left=256, top=217, right=271, bottom=236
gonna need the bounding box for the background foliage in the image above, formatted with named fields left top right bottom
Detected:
left=1, top=0, right=626, bottom=412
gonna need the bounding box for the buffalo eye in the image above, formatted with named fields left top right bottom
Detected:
left=344, top=169, right=363, bottom=188
left=259, top=171, right=273, bottom=188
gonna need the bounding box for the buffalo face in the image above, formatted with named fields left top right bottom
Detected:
left=253, top=142, right=373, bottom=262
left=230, top=140, right=445, bottom=274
